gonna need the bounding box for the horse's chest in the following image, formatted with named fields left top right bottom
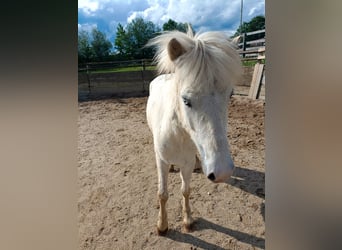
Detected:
left=156, top=128, right=196, bottom=166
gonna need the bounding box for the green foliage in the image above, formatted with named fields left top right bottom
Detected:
left=114, top=23, right=128, bottom=56
left=114, top=17, right=161, bottom=59
left=91, top=28, right=113, bottom=61
left=162, top=19, right=188, bottom=32
left=234, top=15, right=265, bottom=36
left=79, top=17, right=195, bottom=63
left=78, top=28, right=112, bottom=63
left=78, top=30, right=93, bottom=63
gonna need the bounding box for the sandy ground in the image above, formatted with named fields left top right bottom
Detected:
left=78, top=95, right=265, bottom=250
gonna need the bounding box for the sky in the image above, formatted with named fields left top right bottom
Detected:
left=78, top=0, right=265, bottom=42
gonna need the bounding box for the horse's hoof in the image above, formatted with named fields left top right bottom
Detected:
left=157, top=227, right=168, bottom=236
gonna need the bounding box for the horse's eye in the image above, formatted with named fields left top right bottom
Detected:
left=182, top=97, right=192, bottom=108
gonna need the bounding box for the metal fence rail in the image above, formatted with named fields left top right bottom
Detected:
left=79, top=59, right=156, bottom=73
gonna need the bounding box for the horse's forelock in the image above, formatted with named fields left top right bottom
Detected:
left=147, top=30, right=242, bottom=89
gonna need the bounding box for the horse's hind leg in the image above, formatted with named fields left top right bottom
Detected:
left=156, top=155, right=169, bottom=235
left=180, top=165, right=194, bottom=232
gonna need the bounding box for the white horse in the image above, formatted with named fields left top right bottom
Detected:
left=146, top=28, right=242, bottom=234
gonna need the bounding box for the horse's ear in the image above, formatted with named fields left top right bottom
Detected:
left=231, top=35, right=241, bottom=45
left=168, top=38, right=186, bottom=61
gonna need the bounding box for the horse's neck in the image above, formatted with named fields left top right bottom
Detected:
left=162, top=74, right=189, bottom=134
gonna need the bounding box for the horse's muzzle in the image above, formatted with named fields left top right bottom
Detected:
left=207, top=172, right=216, bottom=181
left=207, top=168, right=234, bottom=183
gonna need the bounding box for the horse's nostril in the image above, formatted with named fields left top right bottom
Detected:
left=207, top=173, right=216, bottom=181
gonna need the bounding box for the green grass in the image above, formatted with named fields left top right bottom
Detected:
left=91, top=65, right=157, bottom=73
left=242, top=59, right=265, bottom=67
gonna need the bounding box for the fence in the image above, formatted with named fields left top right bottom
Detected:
left=237, top=29, right=265, bottom=60
left=237, top=29, right=266, bottom=99
left=78, top=59, right=157, bottom=100
left=78, top=59, right=155, bottom=73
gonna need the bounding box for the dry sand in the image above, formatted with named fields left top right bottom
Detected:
left=78, top=95, right=265, bottom=249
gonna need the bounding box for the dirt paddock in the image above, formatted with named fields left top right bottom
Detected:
left=78, top=95, right=265, bottom=250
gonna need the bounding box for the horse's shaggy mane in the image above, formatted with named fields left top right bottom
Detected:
left=147, top=28, right=242, bottom=90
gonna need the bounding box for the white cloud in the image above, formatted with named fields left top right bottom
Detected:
left=246, top=1, right=265, bottom=17
left=127, top=0, right=246, bottom=31
left=78, top=23, right=98, bottom=33
left=78, top=0, right=100, bottom=15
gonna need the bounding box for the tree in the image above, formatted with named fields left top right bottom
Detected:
left=114, top=23, right=129, bottom=57
left=91, top=28, right=113, bottom=61
left=162, top=19, right=188, bottom=32
left=114, top=17, right=160, bottom=59
left=234, top=15, right=265, bottom=37
left=78, top=30, right=93, bottom=63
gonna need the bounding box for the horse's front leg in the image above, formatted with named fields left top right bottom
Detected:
left=156, top=155, right=169, bottom=235
left=180, top=164, right=194, bottom=232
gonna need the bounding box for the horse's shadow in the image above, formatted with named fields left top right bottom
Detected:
left=174, top=164, right=266, bottom=221
left=229, top=166, right=265, bottom=220
left=164, top=218, right=265, bottom=249
left=166, top=165, right=266, bottom=248
left=230, top=166, right=265, bottom=198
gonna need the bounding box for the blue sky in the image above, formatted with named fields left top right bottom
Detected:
left=78, top=0, right=265, bottom=42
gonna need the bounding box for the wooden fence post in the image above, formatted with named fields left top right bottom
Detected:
left=242, top=33, right=247, bottom=58
left=142, top=59, right=146, bottom=71
left=141, top=59, right=146, bottom=93
left=86, top=64, right=91, bottom=95
left=242, top=40, right=266, bottom=100
left=248, top=62, right=264, bottom=99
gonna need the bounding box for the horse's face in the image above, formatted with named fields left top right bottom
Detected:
left=179, top=84, right=235, bottom=183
